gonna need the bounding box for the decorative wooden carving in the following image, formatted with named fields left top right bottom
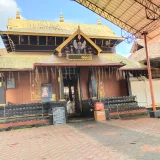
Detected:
left=61, top=35, right=97, bottom=55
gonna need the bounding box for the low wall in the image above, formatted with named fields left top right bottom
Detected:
left=0, top=101, right=66, bottom=130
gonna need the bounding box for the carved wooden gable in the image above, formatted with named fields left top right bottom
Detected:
left=62, top=35, right=97, bottom=55
left=56, top=26, right=102, bottom=57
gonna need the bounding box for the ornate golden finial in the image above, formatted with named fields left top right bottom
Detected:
left=78, top=25, right=80, bottom=31
left=97, top=16, right=102, bottom=25
left=60, top=10, right=64, bottom=22
left=16, top=7, right=20, bottom=19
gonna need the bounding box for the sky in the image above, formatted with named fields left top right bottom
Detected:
left=0, top=0, right=134, bottom=57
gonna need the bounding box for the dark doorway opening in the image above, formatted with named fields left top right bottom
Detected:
left=62, top=67, right=94, bottom=122
left=62, top=67, right=81, bottom=115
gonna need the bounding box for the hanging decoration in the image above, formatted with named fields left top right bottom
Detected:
left=18, top=72, right=20, bottom=83
left=51, top=67, right=54, bottom=80
left=30, top=72, right=41, bottom=101
left=46, top=67, right=49, bottom=82
left=105, top=67, right=108, bottom=79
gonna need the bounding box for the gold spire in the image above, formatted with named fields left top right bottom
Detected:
left=60, top=10, right=64, bottom=22
left=97, top=17, right=102, bottom=25
left=16, top=7, right=20, bottom=19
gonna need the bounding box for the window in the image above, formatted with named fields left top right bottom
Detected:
left=10, top=35, right=19, bottom=44
left=39, top=36, right=46, bottom=45
left=30, top=36, right=37, bottom=45
left=48, top=37, right=54, bottom=45
left=20, top=36, right=28, bottom=44
left=56, top=37, right=63, bottom=45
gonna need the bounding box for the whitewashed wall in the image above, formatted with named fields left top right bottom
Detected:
left=129, top=77, right=160, bottom=107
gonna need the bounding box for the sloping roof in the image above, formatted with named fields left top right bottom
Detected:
left=3, top=19, right=123, bottom=39
left=0, top=48, right=7, bottom=56
left=0, top=52, right=52, bottom=70
left=56, top=26, right=102, bottom=54
left=130, top=39, right=144, bottom=55
left=101, top=53, right=147, bottom=70
left=129, top=40, right=160, bottom=62
left=74, top=0, right=160, bottom=41
left=35, top=54, right=123, bottom=67
left=0, top=52, right=146, bottom=70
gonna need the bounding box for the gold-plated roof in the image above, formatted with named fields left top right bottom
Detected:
left=75, top=0, right=160, bottom=41
left=101, top=53, right=147, bottom=70
left=0, top=52, right=52, bottom=70
left=5, top=19, right=123, bottom=39
left=0, top=51, right=146, bottom=70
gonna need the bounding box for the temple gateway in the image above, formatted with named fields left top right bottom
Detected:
left=0, top=11, right=148, bottom=125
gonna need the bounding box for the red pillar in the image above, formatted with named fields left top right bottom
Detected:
left=143, top=31, right=156, bottom=112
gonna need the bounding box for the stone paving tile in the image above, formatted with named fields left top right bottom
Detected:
left=0, top=125, right=129, bottom=160
left=0, top=117, right=159, bottom=160
left=70, top=118, right=160, bottom=160
left=104, top=117, right=160, bottom=137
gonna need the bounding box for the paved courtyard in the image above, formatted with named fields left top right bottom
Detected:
left=0, top=117, right=160, bottom=160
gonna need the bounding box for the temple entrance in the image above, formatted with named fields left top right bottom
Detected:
left=61, top=67, right=94, bottom=122
left=63, top=75, right=79, bottom=114
left=62, top=67, right=81, bottom=115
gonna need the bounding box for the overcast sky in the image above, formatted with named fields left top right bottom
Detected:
left=0, top=0, right=133, bottom=57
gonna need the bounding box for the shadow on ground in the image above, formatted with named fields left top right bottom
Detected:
left=70, top=118, right=160, bottom=160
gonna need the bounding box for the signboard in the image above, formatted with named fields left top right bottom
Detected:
left=41, top=84, right=52, bottom=102
left=52, top=107, right=66, bottom=125
left=0, top=86, right=6, bottom=104
left=7, top=78, right=15, bottom=89
left=66, top=54, right=92, bottom=60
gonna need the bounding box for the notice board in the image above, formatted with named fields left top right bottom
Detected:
left=52, top=107, right=66, bottom=125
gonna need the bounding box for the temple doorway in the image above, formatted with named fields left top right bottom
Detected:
left=62, top=67, right=81, bottom=115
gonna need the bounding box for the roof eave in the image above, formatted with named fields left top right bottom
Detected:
left=0, top=31, right=124, bottom=40
left=0, top=68, right=33, bottom=71
left=34, top=62, right=123, bottom=68
left=119, top=67, right=147, bottom=70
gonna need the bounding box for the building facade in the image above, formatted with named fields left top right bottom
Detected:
left=0, top=12, right=146, bottom=114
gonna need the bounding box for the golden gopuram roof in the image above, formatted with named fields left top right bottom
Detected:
left=3, top=18, right=123, bottom=39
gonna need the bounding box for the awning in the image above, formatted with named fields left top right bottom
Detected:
left=34, top=55, right=124, bottom=67
left=74, top=0, right=160, bottom=42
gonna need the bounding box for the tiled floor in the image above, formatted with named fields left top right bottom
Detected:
left=0, top=117, right=160, bottom=160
